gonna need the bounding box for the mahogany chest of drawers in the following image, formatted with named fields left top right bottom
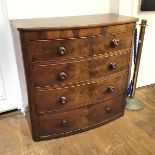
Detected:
left=11, top=14, right=138, bottom=141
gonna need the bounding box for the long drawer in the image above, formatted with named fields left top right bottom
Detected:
left=33, top=51, right=130, bottom=88
left=30, top=31, right=133, bottom=63
left=36, top=72, right=128, bottom=113
left=38, top=95, right=125, bottom=137
left=24, top=23, right=135, bottom=41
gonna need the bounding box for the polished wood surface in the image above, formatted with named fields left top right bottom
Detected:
left=11, top=14, right=137, bottom=141
left=92, top=31, right=133, bottom=55
left=29, top=30, right=132, bottom=62
left=30, top=37, right=89, bottom=62
left=11, top=14, right=138, bottom=31
left=39, top=95, right=125, bottom=137
left=33, top=60, right=89, bottom=88
left=15, top=23, right=136, bottom=41
left=0, top=85, right=155, bottom=154
left=36, top=72, right=128, bottom=113
left=33, top=51, right=130, bottom=88
left=90, top=51, right=130, bottom=80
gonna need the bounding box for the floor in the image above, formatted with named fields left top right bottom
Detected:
left=0, top=85, right=155, bottom=155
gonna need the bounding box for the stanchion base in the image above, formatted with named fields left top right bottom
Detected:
left=126, top=97, right=144, bottom=111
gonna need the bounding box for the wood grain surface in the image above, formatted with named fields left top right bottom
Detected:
left=11, top=13, right=138, bottom=31
left=36, top=72, right=128, bottom=113
left=38, top=95, right=125, bottom=138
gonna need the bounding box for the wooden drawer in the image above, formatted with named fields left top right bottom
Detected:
left=90, top=51, right=130, bottom=79
left=22, top=23, right=136, bottom=41
left=33, top=60, right=89, bottom=88
left=30, top=37, right=89, bottom=62
left=36, top=72, right=128, bottom=113
left=38, top=95, right=125, bottom=137
left=91, top=31, right=133, bottom=56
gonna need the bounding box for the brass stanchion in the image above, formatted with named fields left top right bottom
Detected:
left=126, top=19, right=147, bottom=110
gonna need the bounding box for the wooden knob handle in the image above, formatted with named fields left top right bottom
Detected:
left=112, top=39, right=119, bottom=46
left=108, top=85, right=115, bottom=92
left=59, top=96, right=67, bottom=104
left=57, top=72, right=67, bottom=81
left=109, top=63, right=117, bottom=70
left=106, top=106, right=112, bottom=114
left=61, top=118, right=68, bottom=126
left=58, top=47, right=66, bottom=56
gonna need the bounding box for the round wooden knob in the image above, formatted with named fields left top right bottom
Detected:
left=106, top=106, right=112, bottom=114
left=112, top=39, right=119, bottom=46
left=59, top=96, right=67, bottom=104
left=58, top=47, right=66, bottom=56
left=61, top=118, right=68, bottom=126
left=57, top=72, right=67, bottom=81
left=109, top=63, right=117, bottom=70
left=108, top=85, right=115, bottom=92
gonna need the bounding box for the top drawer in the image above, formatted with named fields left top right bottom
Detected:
left=92, top=31, right=133, bottom=56
left=30, top=37, right=89, bottom=62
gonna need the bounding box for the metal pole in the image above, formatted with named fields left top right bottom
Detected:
left=126, top=19, right=147, bottom=111
left=130, top=19, right=147, bottom=98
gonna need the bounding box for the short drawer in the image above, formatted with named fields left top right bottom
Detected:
left=90, top=51, right=130, bottom=79
left=30, top=37, right=89, bottom=62
left=38, top=95, right=125, bottom=137
left=91, top=31, right=133, bottom=56
left=33, top=60, right=89, bottom=88
left=36, top=72, right=128, bottom=113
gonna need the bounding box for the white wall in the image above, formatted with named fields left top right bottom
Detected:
left=110, top=0, right=119, bottom=13
left=132, top=0, right=155, bottom=87
left=6, top=0, right=110, bottom=19
left=116, top=0, right=155, bottom=87
left=0, top=0, right=22, bottom=112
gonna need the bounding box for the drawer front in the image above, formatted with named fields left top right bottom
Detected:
left=33, top=60, right=89, bottom=88
left=36, top=73, right=128, bottom=113
left=90, top=51, right=130, bottom=79
left=92, top=31, right=133, bottom=56
left=38, top=95, right=125, bottom=137
left=24, top=23, right=135, bottom=40
left=30, top=38, right=89, bottom=62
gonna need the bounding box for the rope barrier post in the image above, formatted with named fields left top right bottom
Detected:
left=126, top=19, right=147, bottom=111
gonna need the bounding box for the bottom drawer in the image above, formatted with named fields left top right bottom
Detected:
left=38, top=95, right=125, bottom=138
